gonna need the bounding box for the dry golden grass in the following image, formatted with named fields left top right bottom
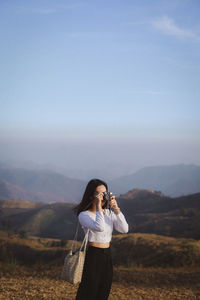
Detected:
left=0, top=263, right=200, bottom=300
left=112, top=233, right=200, bottom=268
left=0, top=232, right=79, bottom=251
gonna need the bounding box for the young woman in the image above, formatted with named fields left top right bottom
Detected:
left=75, top=178, right=129, bottom=300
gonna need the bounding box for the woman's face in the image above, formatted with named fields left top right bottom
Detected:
left=93, top=185, right=107, bottom=206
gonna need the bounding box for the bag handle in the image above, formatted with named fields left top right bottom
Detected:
left=71, top=219, right=91, bottom=252
left=79, top=229, right=89, bottom=252
left=71, top=220, right=80, bottom=253
left=70, top=227, right=89, bottom=254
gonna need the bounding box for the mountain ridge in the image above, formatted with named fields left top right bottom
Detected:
left=109, top=164, right=200, bottom=197
left=0, top=167, right=86, bottom=203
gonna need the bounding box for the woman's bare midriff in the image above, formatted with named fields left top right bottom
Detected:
left=88, top=241, right=110, bottom=248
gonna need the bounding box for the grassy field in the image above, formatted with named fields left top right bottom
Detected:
left=0, top=263, right=200, bottom=299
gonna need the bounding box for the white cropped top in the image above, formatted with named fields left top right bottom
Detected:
left=78, top=209, right=129, bottom=243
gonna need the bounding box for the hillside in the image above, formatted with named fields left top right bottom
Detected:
left=117, top=189, right=200, bottom=239
left=0, top=200, right=77, bottom=239
left=1, top=231, right=200, bottom=268
left=0, top=167, right=86, bottom=203
left=109, top=164, right=200, bottom=197
left=111, top=233, right=200, bottom=268
left=1, top=190, right=200, bottom=240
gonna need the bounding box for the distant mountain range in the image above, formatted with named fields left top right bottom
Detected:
left=0, top=179, right=35, bottom=201
left=1, top=189, right=200, bottom=240
left=0, top=167, right=86, bottom=203
left=109, top=164, right=200, bottom=197
left=0, top=164, right=200, bottom=203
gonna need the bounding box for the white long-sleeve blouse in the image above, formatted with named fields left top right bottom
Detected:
left=78, top=209, right=129, bottom=243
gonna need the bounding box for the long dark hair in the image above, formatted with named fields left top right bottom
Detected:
left=74, top=178, right=108, bottom=216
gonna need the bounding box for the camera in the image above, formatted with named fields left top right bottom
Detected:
left=103, top=192, right=113, bottom=209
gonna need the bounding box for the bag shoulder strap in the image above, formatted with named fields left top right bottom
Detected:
left=70, top=220, right=79, bottom=252
left=70, top=202, right=93, bottom=252
left=79, top=229, right=89, bottom=253
left=71, top=221, right=89, bottom=253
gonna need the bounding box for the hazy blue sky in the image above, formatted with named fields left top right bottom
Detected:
left=0, top=0, right=200, bottom=177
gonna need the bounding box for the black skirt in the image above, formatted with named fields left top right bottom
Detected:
left=75, top=245, right=113, bottom=300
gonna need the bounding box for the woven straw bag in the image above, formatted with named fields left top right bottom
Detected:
left=61, top=226, right=89, bottom=284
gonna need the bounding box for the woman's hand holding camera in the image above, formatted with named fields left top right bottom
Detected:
left=110, top=195, right=121, bottom=215
left=94, top=192, right=104, bottom=212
